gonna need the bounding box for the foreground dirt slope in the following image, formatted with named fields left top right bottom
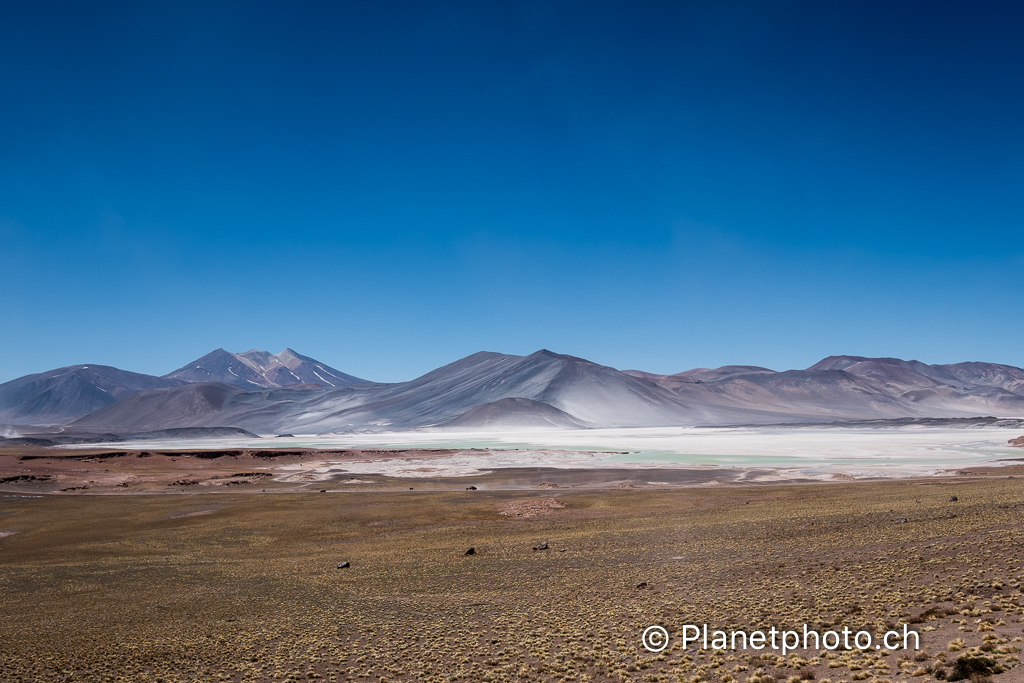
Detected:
left=1, top=477, right=1022, bottom=682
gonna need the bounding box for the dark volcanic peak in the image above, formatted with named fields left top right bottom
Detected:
left=163, top=348, right=366, bottom=389
left=0, top=365, right=186, bottom=426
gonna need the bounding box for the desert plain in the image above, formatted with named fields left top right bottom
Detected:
left=2, top=433, right=1024, bottom=683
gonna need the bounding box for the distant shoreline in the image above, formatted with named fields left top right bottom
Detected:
left=3, top=424, right=1024, bottom=494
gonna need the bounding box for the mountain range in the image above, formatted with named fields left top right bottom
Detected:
left=0, top=365, right=186, bottom=425
left=0, top=349, right=363, bottom=426
left=2, top=349, right=1023, bottom=434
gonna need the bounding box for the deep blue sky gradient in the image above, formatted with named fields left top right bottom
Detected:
left=2, top=1, right=1022, bottom=383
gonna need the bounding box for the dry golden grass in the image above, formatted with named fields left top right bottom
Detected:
left=1, top=475, right=1022, bottom=682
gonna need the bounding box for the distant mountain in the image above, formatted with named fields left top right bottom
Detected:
left=810, top=355, right=1024, bottom=394
left=639, top=356, right=1024, bottom=422
left=59, top=349, right=786, bottom=434
left=624, top=365, right=775, bottom=391
left=71, top=382, right=245, bottom=433
left=0, top=365, right=185, bottom=425
left=0, top=348, right=366, bottom=427
left=8, top=350, right=1024, bottom=434
left=253, top=349, right=772, bottom=432
left=163, top=348, right=367, bottom=389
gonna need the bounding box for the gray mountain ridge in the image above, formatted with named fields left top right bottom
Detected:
left=0, top=348, right=365, bottom=428
left=0, top=365, right=187, bottom=425
left=61, top=351, right=1024, bottom=434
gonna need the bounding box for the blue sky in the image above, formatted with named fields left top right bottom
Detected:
left=2, top=0, right=1022, bottom=384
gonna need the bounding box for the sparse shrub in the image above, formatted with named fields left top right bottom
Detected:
left=948, top=655, right=995, bottom=682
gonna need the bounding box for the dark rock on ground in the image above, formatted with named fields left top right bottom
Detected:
left=0, top=475, right=52, bottom=484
